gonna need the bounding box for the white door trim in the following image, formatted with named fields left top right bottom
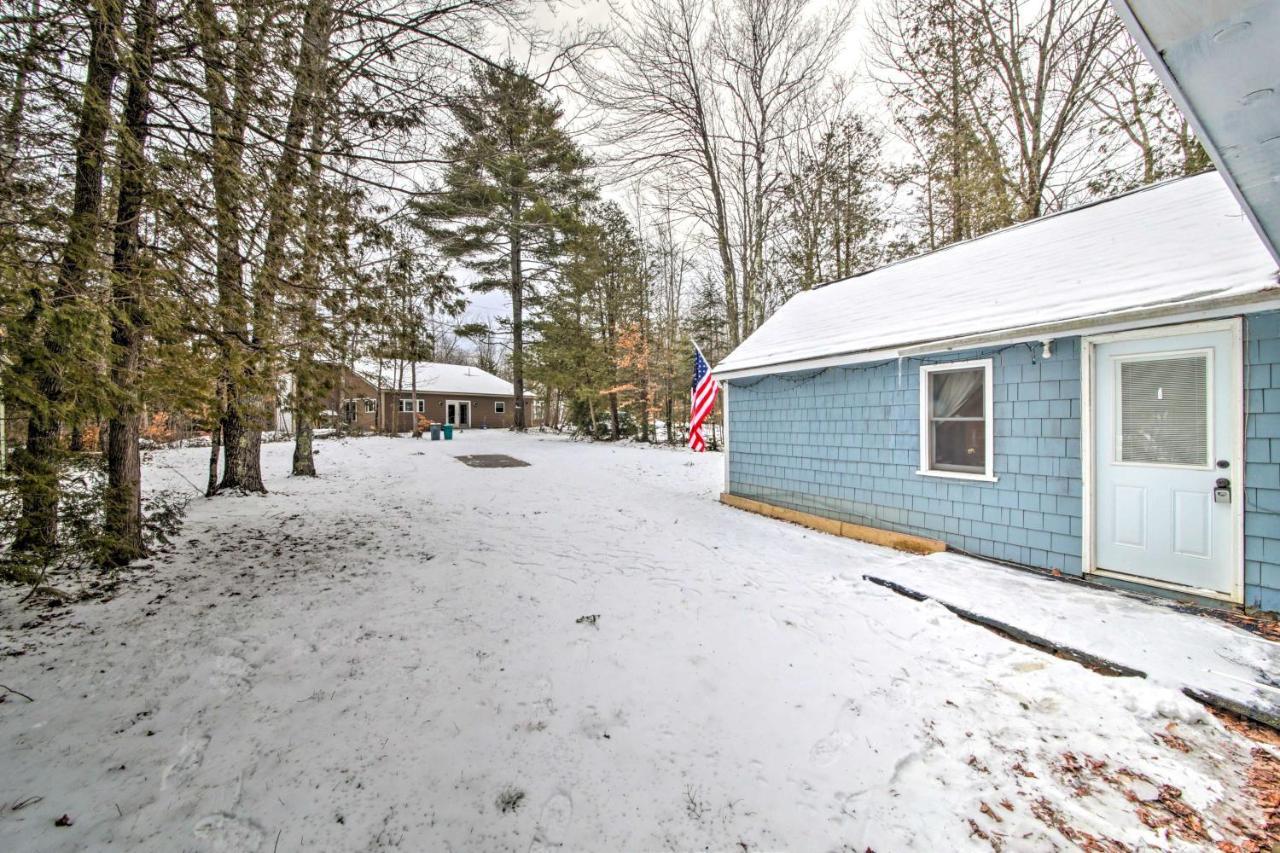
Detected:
left=1081, top=317, right=1244, bottom=604
left=446, top=399, right=471, bottom=428
left=721, top=381, right=730, bottom=492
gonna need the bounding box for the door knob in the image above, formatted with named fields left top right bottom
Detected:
left=1214, top=478, right=1232, bottom=504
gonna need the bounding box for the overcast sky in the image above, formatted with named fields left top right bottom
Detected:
left=456, top=0, right=879, bottom=340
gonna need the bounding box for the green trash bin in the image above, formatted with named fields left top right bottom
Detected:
left=443, top=423, right=454, bottom=440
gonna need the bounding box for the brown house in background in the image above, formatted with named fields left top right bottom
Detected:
left=326, top=361, right=542, bottom=433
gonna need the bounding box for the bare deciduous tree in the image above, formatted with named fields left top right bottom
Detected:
left=597, top=0, right=848, bottom=346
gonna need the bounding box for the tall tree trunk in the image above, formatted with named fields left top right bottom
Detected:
left=241, top=428, right=264, bottom=491
left=680, top=24, right=738, bottom=347
left=249, top=0, right=333, bottom=483
left=196, top=0, right=259, bottom=494
left=0, top=0, right=41, bottom=185
left=206, top=388, right=222, bottom=497
left=638, top=380, right=650, bottom=443
left=290, top=391, right=315, bottom=475
left=291, top=105, right=329, bottom=477
left=947, top=16, right=965, bottom=245
left=696, top=123, right=738, bottom=347
left=103, top=0, right=157, bottom=566
left=509, top=195, right=526, bottom=430
left=410, top=360, right=419, bottom=436
left=391, top=360, right=404, bottom=436
left=670, top=389, right=680, bottom=445
left=13, top=0, right=123, bottom=551
left=68, top=422, right=84, bottom=452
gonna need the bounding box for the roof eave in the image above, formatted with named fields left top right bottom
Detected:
left=715, top=286, right=1280, bottom=380
left=1108, top=0, right=1280, bottom=266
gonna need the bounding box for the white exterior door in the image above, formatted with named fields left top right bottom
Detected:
left=446, top=400, right=470, bottom=427
left=1092, top=323, right=1240, bottom=599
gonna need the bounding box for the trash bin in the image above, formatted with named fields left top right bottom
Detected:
left=443, top=423, right=454, bottom=440
left=430, top=424, right=441, bottom=441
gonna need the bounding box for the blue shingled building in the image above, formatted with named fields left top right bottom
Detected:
left=716, top=173, right=1280, bottom=613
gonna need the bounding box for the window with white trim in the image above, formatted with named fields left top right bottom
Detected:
left=494, top=401, right=505, bottom=414
left=363, top=399, right=375, bottom=414
left=919, top=360, right=994, bottom=480
left=398, top=398, right=425, bottom=413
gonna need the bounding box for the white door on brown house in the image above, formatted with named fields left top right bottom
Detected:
left=445, top=400, right=470, bottom=427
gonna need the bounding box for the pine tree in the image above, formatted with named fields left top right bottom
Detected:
left=10, top=0, right=122, bottom=552
left=581, top=203, right=647, bottom=440
left=412, top=62, right=594, bottom=430
left=530, top=202, right=648, bottom=439
left=102, top=0, right=158, bottom=566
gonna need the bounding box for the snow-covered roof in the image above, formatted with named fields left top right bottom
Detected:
left=354, top=360, right=532, bottom=397
left=717, top=172, right=1280, bottom=377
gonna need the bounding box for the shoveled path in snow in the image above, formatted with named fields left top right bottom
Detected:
left=0, top=432, right=1270, bottom=851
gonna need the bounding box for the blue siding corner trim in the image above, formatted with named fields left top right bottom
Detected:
left=727, top=339, right=1084, bottom=575
left=1245, top=310, right=1280, bottom=611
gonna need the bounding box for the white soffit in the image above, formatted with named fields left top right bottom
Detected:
left=1111, top=0, right=1280, bottom=264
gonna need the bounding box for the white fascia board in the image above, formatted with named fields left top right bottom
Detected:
left=716, top=292, right=1280, bottom=382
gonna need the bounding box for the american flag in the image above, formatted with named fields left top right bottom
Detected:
left=688, top=344, right=718, bottom=452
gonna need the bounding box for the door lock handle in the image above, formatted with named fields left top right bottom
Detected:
left=1214, top=478, right=1232, bottom=504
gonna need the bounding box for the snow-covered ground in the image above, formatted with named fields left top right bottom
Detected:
left=865, top=551, right=1280, bottom=721
left=0, top=432, right=1271, bottom=851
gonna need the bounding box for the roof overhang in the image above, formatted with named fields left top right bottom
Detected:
left=1110, top=0, right=1280, bottom=265
left=715, top=290, right=1280, bottom=381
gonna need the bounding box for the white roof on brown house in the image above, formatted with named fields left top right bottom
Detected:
left=353, top=360, right=533, bottom=397
left=716, top=171, right=1280, bottom=378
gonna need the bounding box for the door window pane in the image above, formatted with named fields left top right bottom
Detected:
left=1119, top=355, right=1208, bottom=466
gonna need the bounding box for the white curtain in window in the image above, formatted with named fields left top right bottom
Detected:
left=932, top=369, right=983, bottom=418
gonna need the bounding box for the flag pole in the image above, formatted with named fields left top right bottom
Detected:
left=688, top=338, right=699, bottom=450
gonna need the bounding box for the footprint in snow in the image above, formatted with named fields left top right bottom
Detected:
left=529, top=790, right=574, bottom=852
left=208, top=654, right=252, bottom=693
left=192, top=812, right=264, bottom=852
left=809, top=730, right=854, bottom=767
left=808, top=699, right=862, bottom=767
left=163, top=728, right=211, bottom=790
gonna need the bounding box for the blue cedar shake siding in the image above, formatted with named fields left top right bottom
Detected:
left=1245, top=310, right=1280, bottom=611
left=727, top=318, right=1280, bottom=610
left=726, top=339, right=1086, bottom=575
